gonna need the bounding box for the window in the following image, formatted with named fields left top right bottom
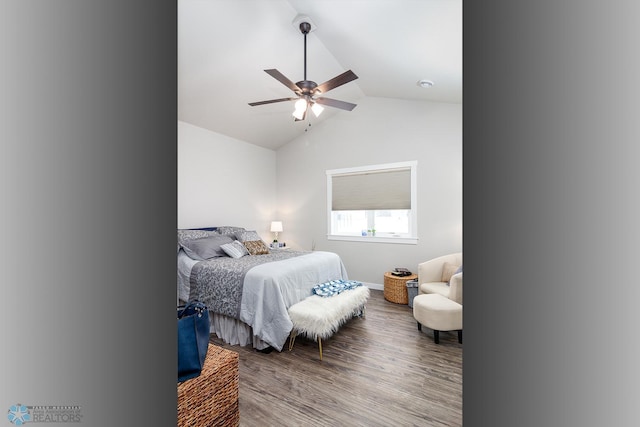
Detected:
left=326, top=161, right=417, bottom=244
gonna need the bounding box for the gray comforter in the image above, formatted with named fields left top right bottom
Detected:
left=189, top=250, right=309, bottom=319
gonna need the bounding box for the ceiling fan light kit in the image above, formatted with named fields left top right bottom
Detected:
left=248, top=16, right=358, bottom=122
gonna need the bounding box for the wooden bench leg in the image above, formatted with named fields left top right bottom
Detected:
left=288, top=329, right=297, bottom=351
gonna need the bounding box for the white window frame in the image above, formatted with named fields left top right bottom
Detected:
left=326, top=161, right=418, bottom=245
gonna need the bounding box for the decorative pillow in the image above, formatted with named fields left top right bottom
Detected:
left=177, top=229, right=219, bottom=247
left=236, top=230, right=263, bottom=242
left=181, top=235, right=234, bottom=260
left=243, top=240, right=270, bottom=255
left=441, top=262, right=461, bottom=283
left=220, top=240, right=249, bottom=259
left=217, top=226, right=246, bottom=238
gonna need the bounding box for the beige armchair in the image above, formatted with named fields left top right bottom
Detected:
left=413, top=253, right=463, bottom=344
left=418, top=252, right=463, bottom=305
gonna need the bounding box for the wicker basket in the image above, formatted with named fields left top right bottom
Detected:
left=383, top=272, right=418, bottom=304
left=178, top=344, right=239, bottom=427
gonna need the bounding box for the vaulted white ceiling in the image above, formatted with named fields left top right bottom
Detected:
left=178, top=0, right=462, bottom=150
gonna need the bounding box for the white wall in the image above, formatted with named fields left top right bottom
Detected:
left=178, top=96, right=462, bottom=286
left=178, top=121, right=277, bottom=240
left=275, top=97, right=462, bottom=285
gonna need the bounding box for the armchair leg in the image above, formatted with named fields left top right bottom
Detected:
left=417, top=322, right=422, bottom=331
left=433, top=330, right=440, bottom=344
left=458, top=330, right=463, bottom=344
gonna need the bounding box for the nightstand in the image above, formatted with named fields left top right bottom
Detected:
left=269, top=242, right=289, bottom=250
left=383, top=272, right=418, bottom=304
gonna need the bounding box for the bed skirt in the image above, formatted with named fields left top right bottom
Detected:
left=209, top=311, right=272, bottom=350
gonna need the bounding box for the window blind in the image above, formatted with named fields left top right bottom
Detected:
left=331, top=168, right=411, bottom=211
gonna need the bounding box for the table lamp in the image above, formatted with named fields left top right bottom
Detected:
left=270, top=221, right=283, bottom=242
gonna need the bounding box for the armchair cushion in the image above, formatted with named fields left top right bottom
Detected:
left=420, top=281, right=450, bottom=298
left=441, top=262, right=461, bottom=283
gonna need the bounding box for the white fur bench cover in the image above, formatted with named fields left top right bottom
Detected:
left=288, top=285, right=370, bottom=341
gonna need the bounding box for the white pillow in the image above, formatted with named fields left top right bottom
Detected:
left=220, top=240, right=249, bottom=259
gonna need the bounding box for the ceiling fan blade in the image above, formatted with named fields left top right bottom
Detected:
left=315, top=97, right=357, bottom=111
left=315, top=70, right=358, bottom=94
left=264, top=69, right=301, bottom=92
left=248, top=97, right=298, bottom=107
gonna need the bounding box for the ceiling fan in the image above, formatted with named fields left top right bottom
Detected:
left=248, top=19, right=358, bottom=121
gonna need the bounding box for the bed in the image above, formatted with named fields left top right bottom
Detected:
left=177, top=227, right=348, bottom=351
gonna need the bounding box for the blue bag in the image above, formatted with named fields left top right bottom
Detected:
left=177, top=301, right=210, bottom=382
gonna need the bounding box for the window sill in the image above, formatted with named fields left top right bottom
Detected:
left=327, top=235, right=418, bottom=245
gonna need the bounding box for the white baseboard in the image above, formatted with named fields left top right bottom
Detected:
left=360, top=281, right=383, bottom=291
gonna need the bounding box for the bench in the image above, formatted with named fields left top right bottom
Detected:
left=288, top=285, right=370, bottom=360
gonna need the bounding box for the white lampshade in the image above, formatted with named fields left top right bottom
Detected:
left=294, top=98, right=307, bottom=112
left=311, top=102, right=324, bottom=117
left=292, top=108, right=305, bottom=120
left=292, top=99, right=307, bottom=120
left=270, top=221, right=283, bottom=232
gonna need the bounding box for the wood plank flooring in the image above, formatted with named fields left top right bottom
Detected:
left=209, top=289, right=462, bottom=427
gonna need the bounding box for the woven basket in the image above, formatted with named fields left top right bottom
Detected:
left=383, top=272, right=418, bottom=304
left=178, top=344, right=239, bottom=427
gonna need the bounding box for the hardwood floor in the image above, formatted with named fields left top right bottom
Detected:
left=209, top=289, right=462, bottom=427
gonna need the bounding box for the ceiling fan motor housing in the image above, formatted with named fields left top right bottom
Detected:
left=295, top=80, right=318, bottom=96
